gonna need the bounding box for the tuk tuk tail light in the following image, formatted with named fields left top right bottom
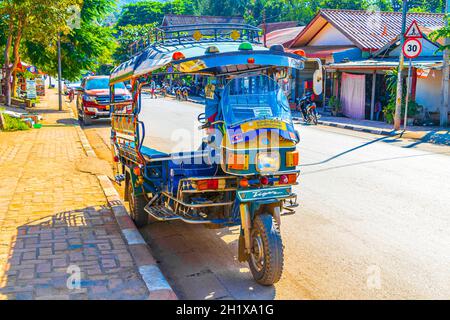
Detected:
left=279, top=174, right=297, bottom=185
left=260, top=176, right=269, bottom=185
left=196, top=179, right=225, bottom=191
left=279, top=175, right=289, bottom=184
left=286, top=151, right=299, bottom=167
left=287, top=174, right=297, bottom=184
left=247, top=57, right=255, bottom=64
left=113, top=156, right=119, bottom=162
left=239, top=178, right=249, bottom=188
left=133, top=166, right=141, bottom=176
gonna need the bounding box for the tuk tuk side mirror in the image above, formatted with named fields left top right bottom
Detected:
left=198, top=113, right=207, bottom=124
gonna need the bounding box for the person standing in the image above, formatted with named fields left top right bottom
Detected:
left=150, top=79, right=157, bottom=99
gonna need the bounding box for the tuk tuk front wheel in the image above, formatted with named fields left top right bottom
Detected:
left=248, top=214, right=284, bottom=286
left=126, top=179, right=148, bottom=228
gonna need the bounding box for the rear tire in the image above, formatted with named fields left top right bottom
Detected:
left=126, top=177, right=148, bottom=228
left=248, top=214, right=284, bottom=286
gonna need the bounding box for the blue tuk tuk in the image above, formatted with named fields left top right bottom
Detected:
left=109, top=23, right=315, bottom=285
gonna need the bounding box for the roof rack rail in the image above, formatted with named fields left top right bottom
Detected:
left=128, top=23, right=262, bottom=57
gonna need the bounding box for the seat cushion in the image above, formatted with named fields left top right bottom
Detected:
left=140, top=145, right=169, bottom=159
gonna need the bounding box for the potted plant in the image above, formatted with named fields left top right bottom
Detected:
left=329, top=96, right=342, bottom=117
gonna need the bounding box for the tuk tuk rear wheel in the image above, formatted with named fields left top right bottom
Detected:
left=248, top=214, right=284, bottom=286
left=126, top=179, right=148, bottom=228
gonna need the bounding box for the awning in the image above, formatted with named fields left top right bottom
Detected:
left=325, top=59, right=443, bottom=71
left=286, top=46, right=355, bottom=59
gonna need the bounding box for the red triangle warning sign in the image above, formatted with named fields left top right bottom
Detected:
left=405, top=20, right=423, bottom=38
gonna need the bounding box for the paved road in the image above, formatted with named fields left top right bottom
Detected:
left=83, top=95, right=450, bottom=300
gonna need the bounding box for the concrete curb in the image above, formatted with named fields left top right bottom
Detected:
left=69, top=107, right=177, bottom=300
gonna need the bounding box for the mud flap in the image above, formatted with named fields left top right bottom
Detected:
left=238, top=233, right=249, bottom=262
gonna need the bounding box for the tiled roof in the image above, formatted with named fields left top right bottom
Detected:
left=162, top=14, right=245, bottom=26
left=265, top=26, right=305, bottom=47
left=290, top=9, right=445, bottom=50
left=259, top=21, right=299, bottom=33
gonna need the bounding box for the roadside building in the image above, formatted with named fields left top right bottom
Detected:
left=259, top=21, right=299, bottom=34
left=286, top=9, right=446, bottom=123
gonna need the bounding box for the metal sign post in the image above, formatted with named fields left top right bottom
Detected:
left=401, top=21, right=423, bottom=130
left=404, top=58, right=413, bottom=130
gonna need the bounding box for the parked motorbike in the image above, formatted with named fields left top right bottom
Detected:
left=296, top=92, right=319, bottom=125
left=181, top=86, right=190, bottom=101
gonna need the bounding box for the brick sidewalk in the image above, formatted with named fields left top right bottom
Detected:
left=0, top=91, right=149, bottom=299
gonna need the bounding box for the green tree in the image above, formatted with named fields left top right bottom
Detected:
left=25, top=0, right=117, bottom=81
left=430, top=15, right=450, bottom=50
left=113, top=23, right=157, bottom=62
left=1, top=0, right=78, bottom=105
left=114, top=0, right=195, bottom=63
left=117, top=0, right=194, bottom=27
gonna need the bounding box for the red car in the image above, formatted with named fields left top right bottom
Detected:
left=76, top=76, right=132, bottom=125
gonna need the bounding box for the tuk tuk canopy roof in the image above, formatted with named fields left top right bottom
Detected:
left=110, top=41, right=306, bottom=84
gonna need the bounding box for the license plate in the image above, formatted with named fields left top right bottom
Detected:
left=237, top=187, right=291, bottom=202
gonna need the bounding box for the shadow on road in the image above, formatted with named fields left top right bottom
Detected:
left=141, top=221, right=276, bottom=300
left=301, top=135, right=392, bottom=167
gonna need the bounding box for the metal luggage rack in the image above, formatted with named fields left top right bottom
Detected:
left=128, top=23, right=262, bottom=56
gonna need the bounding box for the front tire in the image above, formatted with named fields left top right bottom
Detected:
left=126, top=177, right=148, bottom=228
left=310, top=108, right=318, bottom=125
left=82, top=112, right=92, bottom=126
left=248, top=214, right=284, bottom=286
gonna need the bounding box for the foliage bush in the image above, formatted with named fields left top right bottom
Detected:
left=0, top=113, right=30, bottom=131
left=384, top=67, right=422, bottom=124
left=328, top=96, right=342, bottom=115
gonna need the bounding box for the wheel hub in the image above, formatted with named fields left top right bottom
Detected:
left=251, top=232, right=265, bottom=272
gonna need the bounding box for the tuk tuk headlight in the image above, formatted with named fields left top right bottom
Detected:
left=256, top=152, right=280, bottom=173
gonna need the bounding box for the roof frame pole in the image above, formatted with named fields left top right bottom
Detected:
left=394, top=0, right=408, bottom=130
left=370, top=71, right=376, bottom=120
left=441, top=0, right=449, bottom=127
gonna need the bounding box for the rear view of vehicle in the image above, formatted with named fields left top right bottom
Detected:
left=76, top=76, right=132, bottom=126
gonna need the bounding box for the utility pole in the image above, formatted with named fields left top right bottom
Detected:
left=394, top=0, right=409, bottom=130
left=441, top=0, right=449, bottom=127
left=57, top=33, right=63, bottom=111
left=263, top=9, right=267, bottom=47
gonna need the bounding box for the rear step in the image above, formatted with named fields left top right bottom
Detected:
left=144, top=204, right=180, bottom=221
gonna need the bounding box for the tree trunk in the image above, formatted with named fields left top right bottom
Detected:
left=4, top=23, right=13, bottom=107
left=10, top=18, right=24, bottom=99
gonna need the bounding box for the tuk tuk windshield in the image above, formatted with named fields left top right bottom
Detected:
left=221, top=74, right=292, bottom=126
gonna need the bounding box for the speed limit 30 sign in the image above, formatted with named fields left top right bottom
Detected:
left=402, top=38, right=422, bottom=59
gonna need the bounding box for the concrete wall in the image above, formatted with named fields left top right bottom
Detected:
left=309, top=23, right=354, bottom=46
left=415, top=69, right=443, bottom=113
